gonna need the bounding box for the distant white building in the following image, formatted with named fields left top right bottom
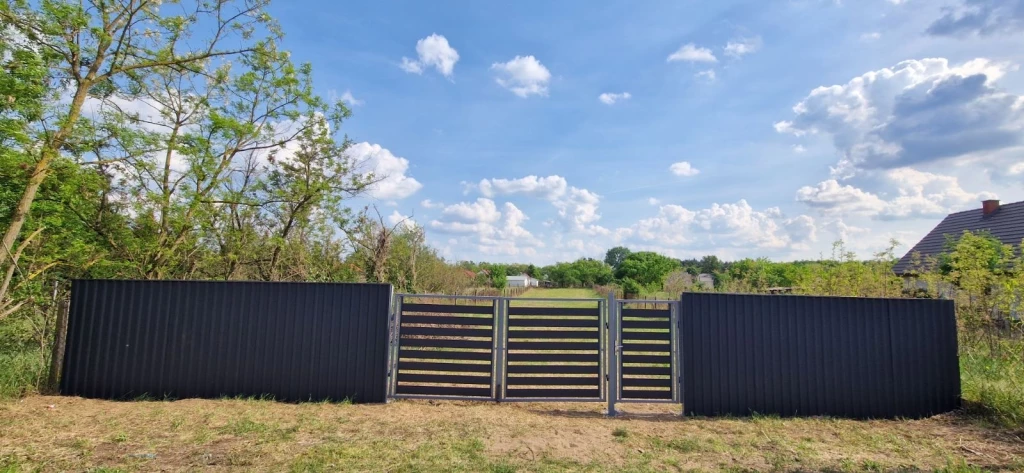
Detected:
left=507, top=274, right=540, bottom=288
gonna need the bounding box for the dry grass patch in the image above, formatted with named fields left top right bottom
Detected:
left=0, top=396, right=1022, bottom=472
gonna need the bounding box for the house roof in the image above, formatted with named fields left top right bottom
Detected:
left=893, top=200, right=1024, bottom=275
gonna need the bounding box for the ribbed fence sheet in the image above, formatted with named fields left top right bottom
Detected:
left=60, top=280, right=391, bottom=402
left=680, top=293, right=959, bottom=419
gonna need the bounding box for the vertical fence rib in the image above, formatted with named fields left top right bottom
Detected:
left=606, top=291, right=618, bottom=416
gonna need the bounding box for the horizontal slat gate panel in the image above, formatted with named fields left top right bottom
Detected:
left=508, top=318, right=599, bottom=328
left=400, top=338, right=492, bottom=349
left=506, top=389, right=600, bottom=398
left=506, top=376, right=599, bottom=386
left=398, top=362, right=492, bottom=373
left=621, top=343, right=671, bottom=353
left=507, top=307, right=599, bottom=316
left=506, top=364, right=599, bottom=374
left=508, top=341, right=599, bottom=351
left=396, top=385, right=492, bottom=397
left=400, top=315, right=493, bottom=326
left=622, top=389, right=672, bottom=400
left=507, top=330, right=599, bottom=340
left=621, top=377, right=672, bottom=388
left=397, top=373, right=491, bottom=385
left=399, top=350, right=492, bottom=361
left=622, top=355, right=672, bottom=364
left=622, top=366, right=671, bottom=376
left=402, top=303, right=494, bottom=315
left=621, top=320, right=671, bottom=330
left=400, top=327, right=493, bottom=338
left=620, top=331, right=671, bottom=341
left=508, top=353, right=600, bottom=363
left=621, top=309, right=670, bottom=318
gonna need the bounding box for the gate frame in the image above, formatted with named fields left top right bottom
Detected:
left=386, top=292, right=681, bottom=416
left=607, top=293, right=681, bottom=416
left=498, top=296, right=607, bottom=403
left=387, top=293, right=501, bottom=402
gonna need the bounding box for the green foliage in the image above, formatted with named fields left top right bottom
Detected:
left=620, top=278, right=642, bottom=296
left=603, top=246, right=631, bottom=270
left=614, top=251, right=678, bottom=290
left=542, top=258, right=613, bottom=287
left=960, top=337, right=1024, bottom=429
left=490, top=266, right=507, bottom=290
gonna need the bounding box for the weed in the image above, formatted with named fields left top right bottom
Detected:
left=612, top=428, right=629, bottom=439
left=665, top=437, right=702, bottom=453
left=111, top=432, right=128, bottom=444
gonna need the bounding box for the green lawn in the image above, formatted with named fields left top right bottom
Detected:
left=513, top=288, right=604, bottom=308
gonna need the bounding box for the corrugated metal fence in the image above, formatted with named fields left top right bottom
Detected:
left=60, top=280, right=392, bottom=402
left=679, top=293, right=960, bottom=418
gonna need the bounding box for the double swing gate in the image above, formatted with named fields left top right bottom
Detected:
left=386, top=293, right=680, bottom=412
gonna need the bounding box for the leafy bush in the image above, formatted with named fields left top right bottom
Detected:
left=620, top=278, right=642, bottom=297
left=960, top=337, right=1024, bottom=428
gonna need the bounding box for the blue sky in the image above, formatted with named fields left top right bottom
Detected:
left=268, top=0, right=1024, bottom=264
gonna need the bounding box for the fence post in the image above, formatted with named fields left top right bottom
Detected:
left=46, top=297, right=70, bottom=394
left=607, top=291, right=618, bottom=417
left=493, top=297, right=507, bottom=402
left=386, top=292, right=403, bottom=401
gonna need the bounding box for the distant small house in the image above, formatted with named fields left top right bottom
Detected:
left=893, top=199, right=1024, bottom=276
left=696, top=273, right=715, bottom=290
left=507, top=274, right=540, bottom=288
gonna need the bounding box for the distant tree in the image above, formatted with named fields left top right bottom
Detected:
left=699, top=255, right=724, bottom=275
left=526, top=264, right=538, bottom=278
left=491, top=266, right=508, bottom=290
left=621, top=277, right=643, bottom=297
left=604, top=246, right=632, bottom=270
left=615, top=251, right=679, bottom=290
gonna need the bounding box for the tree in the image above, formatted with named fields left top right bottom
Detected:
left=604, top=246, right=631, bottom=270
left=0, top=0, right=279, bottom=300
left=699, top=255, right=724, bottom=275
left=615, top=251, right=679, bottom=290
left=490, top=266, right=507, bottom=290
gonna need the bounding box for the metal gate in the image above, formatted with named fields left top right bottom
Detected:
left=387, top=293, right=679, bottom=412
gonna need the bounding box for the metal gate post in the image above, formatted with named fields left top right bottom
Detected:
left=386, top=291, right=403, bottom=401
left=606, top=291, right=619, bottom=416
left=669, top=300, right=681, bottom=406
left=494, top=297, right=507, bottom=402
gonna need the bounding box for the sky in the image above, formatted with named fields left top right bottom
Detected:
left=266, top=0, right=1024, bottom=265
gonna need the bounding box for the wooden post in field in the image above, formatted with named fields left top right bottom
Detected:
left=47, top=298, right=70, bottom=394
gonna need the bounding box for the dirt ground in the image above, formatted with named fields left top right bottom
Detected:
left=1, top=396, right=1022, bottom=472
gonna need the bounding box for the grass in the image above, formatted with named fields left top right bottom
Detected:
left=959, top=337, right=1024, bottom=428
left=515, top=288, right=604, bottom=308
left=1, top=396, right=1022, bottom=472
left=0, top=348, right=44, bottom=400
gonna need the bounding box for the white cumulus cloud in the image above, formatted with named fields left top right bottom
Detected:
left=724, top=36, right=762, bottom=58
left=491, top=56, right=551, bottom=97
left=670, top=161, right=700, bottom=177
left=667, top=43, right=717, bottom=63
left=598, top=92, right=632, bottom=105
left=347, top=142, right=423, bottom=200
left=400, top=34, right=460, bottom=78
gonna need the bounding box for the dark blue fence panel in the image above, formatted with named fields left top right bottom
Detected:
left=60, top=280, right=392, bottom=402
left=680, top=293, right=959, bottom=418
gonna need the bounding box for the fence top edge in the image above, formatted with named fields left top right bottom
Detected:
left=400, top=294, right=498, bottom=301
left=71, top=279, right=391, bottom=287
left=680, top=292, right=954, bottom=303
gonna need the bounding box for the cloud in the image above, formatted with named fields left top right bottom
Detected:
left=796, top=168, right=996, bottom=220
left=420, top=199, right=443, bottom=209
left=627, top=200, right=816, bottom=251
left=793, top=145, right=807, bottom=153
left=491, top=56, right=551, bottom=97
left=387, top=210, right=416, bottom=230
left=724, top=36, right=762, bottom=58
left=669, top=161, right=700, bottom=177
left=648, top=197, right=661, bottom=206
left=479, top=175, right=567, bottom=200
left=429, top=200, right=543, bottom=256
left=477, top=174, right=607, bottom=235
left=667, top=43, right=717, bottom=63
left=696, top=69, right=716, bottom=81
left=775, top=58, right=1024, bottom=177
left=860, top=32, right=882, bottom=41
left=400, top=33, right=460, bottom=77
left=339, top=90, right=363, bottom=106
left=927, top=0, right=1024, bottom=37
left=347, top=142, right=423, bottom=200
left=598, top=92, right=632, bottom=105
